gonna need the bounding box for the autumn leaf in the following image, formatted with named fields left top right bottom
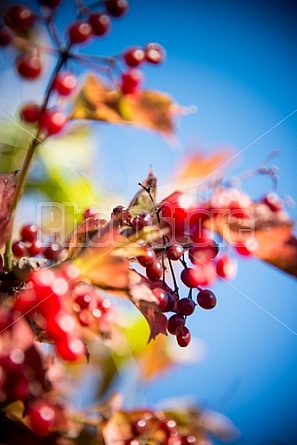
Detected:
left=208, top=197, right=297, bottom=278
left=0, top=171, right=18, bottom=248
left=128, top=168, right=157, bottom=216
left=67, top=216, right=108, bottom=260
left=71, top=74, right=183, bottom=136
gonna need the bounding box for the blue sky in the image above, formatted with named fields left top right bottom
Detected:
left=1, top=1, right=297, bottom=444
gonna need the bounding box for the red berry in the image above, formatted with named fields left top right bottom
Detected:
left=105, top=0, right=129, bottom=17
left=132, top=213, right=153, bottom=231
left=152, top=287, right=169, bottom=311
left=12, top=240, right=27, bottom=257
left=216, top=254, right=237, bottom=280
left=16, top=55, right=42, bottom=80
left=20, top=223, right=38, bottom=242
left=263, top=191, right=283, bottom=212
left=166, top=244, right=184, bottom=261
left=20, top=102, right=41, bottom=123
left=160, top=418, right=177, bottom=436
left=0, top=26, right=12, bottom=47
left=189, top=239, right=219, bottom=263
left=112, top=205, right=131, bottom=225
left=137, top=247, right=156, bottom=267
left=39, top=109, right=67, bottom=135
left=131, top=418, right=147, bottom=436
left=40, top=0, right=62, bottom=8
left=176, top=326, right=191, bottom=347
left=121, top=69, right=143, bottom=95
left=123, top=46, right=145, bottom=67
left=234, top=240, right=258, bottom=257
left=5, top=5, right=35, bottom=30
left=28, top=400, right=57, bottom=435
left=167, top=314, right=185, bottom=335
left=27, top=240, right=44, bottom=257
left=177, top=297, right=195, bottom=316
left=146, top=260, right=162, bottom=281
left=56, top=336, right=85, bottom=361
left=180, top=268, right=200, bottom=288
left=53, top=72, right=77, bottom=96
left=197, top=289, right=217, bottom=310
left=75, top=293, right=92, bottom=309
left=67, top=21, right=92, bottom=44
left=44, top=242, right=62, bottom=261
left=88, top=12, right=111, bottom=36
left=144, top=43, right=165, bottom=64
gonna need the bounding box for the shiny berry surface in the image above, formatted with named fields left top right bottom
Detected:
left=144, top=42, right=165, bottom=64
left=105, top=0, right=129, bottom=17
left=16, top=55, right=42, bottom=80
left=89, top=13, right=111, bottom=36
left=167, top=314, right=185, bottom=335
left=166, top=243, right=184, bottom=261
left=123, top=46, right=145, bottom=67
left=53, top=72, right=77, bottom=96
left=39, top=109, right=67, bottom=135
left=177, top=297, right=196, bottom=316
left=197, top=289, right=217, bottom=310
left=12, top=240, right=27, bottom=257
left=121, top=69, right=143, bottom=95
left=20, top=223, right=38, bottom=242
left=152, top=287, right=169, bottom=311
left=5, top=5, right=35, bottom=30
left=68, top=21, right=92, bottom=44
left=20, top=103, right=40, bottom=123
left=176, top=325, right=191, bottom=347
left=138, top=247, right=156, bottom=267
left=180, top=268, right=200, bottom=288
left=28, top=400, right=56, bottom=436
left=146, top=260, right=162, bottom=281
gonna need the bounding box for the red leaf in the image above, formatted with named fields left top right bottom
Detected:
left=0, top=171, right=18, bottom=248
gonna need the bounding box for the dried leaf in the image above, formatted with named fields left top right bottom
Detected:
left=128, top=168, right=157, bottom=215
left=67, top=217, right=107, bottom=260
left=136, top=302, right=168, bottom=341
left=208, top=199, right=297, bottom=278
left=0, top=171, right=18, bottom=248
left=71, top=74, right=182, bottom=136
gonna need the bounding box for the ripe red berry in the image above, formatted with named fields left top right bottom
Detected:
left=263, top=191, right=283, bottom=212
left=20, top=223, right=38, bottom=242
left=166, top=243, right=184, bottom=261
left=121, top=69, right=143, bottom=95
left=234, top=240, right=258, bottom=257
left=56, top=336, right=85, bottom=361
left=167, top=314, right=185, bottom=335
left=67, top=21, right=92, bottom=44
left=27, top=240, right=44, bottom=257
left=131, top=418, right=147, bottom=436
left=0, top=26, right=12, bottom=47
left=105, top=0, right=129, bottom=17
left=197, top=289, right=217, bottom=310
left=123, top=46, right=145, bottom=67
left=189, top=239, right=219, bottom=263
left=216, top=254, right=237, bottom=280
left=152, top=287, right=169, bottom=311
left=53, top=72, right=77, bottom=96
left=16, top=55, right=42, bottom=80
left=28, top=400, right=57, bottom=435
left=39, top=109, right=67, bottom=135
left=88, top=12, right=111, bottom=36
left=180, top=268, right=200, bottom=288
left=12, top=240, right=27, bottom=257
left=132, top=213, right=153, bottom=231
left=5, top=5, right=35, bottom=30
left=176, top=326, right=191, bottom=347
left=112, top=205, right=131, bottom=225
left=43, top=242, right=62, bottom=261
left=177, top=297, right=196, bottom=316
left=137, top=247, right=156, bottom=267
left=144, top=43, right=165, bottom=64
left=146, top=260, right=162, bottom=282
left=20, top=102, right=41, bottom=123
left=75, top=292, right=92, bottom=309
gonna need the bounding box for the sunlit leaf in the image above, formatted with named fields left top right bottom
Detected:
left=71, top=74, right=183, bottom=136
left=128, top=168, right=157, bottom=216
left=0, top=171, right=18, bottom=248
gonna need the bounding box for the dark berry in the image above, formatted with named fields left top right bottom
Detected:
left=132, top=213, right=153, bottom=231
left=159, top=418, right=177, bottom=436
left=177, top=297, right=195, bottom=316
left=39, top=109, right=67, bottom=135
left=176, top=326, right=191, bottom=347
left=12, top=240, right=27, bottom=257
left=44, top=242, right=62, bottom=261
left=20, top=103, right=40, bottom=123
left=197, top=289, right=217, bottom=310
left=56, top=336, right=85, bottom=361
left=88, top=12, right=111, bottom=36
left=180, top=268, right=200, bottom=288
left=144, top=43, right=165, bottom=64
left=16, top=55, right=42, bottom=80
left=75, top=293, right=92, bottom=309
left=0, top=26, right=12, bottom=47
left=146, top=260, right=162, bottom=281
left=40, top=0, right=62, bottom=8
left=189, top=239, right=219, bottom=263
left=53, top=72, right=77, bottom=96
left=27, top=240, right=44, bottom=257
left=121, top=69, right=143, bottom=95
left=105, top=0, right=129, bottom=17
left=163, top=292, right=175, bottom=312
left=20, top=223, right=38, bottom=242
left=166, top=243, right=184, bottom=261
left=123, top=46, right=145, bottom=67
left=67, top=21, right=92, bottom=44
left=131, top=418, right=147, bottom=436
left=137, top=247, right=156, bottom=267
left=112, top=205, right=131, bottom=225
left=167, top=314, right=185, bottom=335
left=5, top=5, right=35, bottom=30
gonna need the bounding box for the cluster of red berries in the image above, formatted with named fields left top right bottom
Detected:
left=12, top=223, right=63, bottom=262
left=123, top=410, right=199, bottom=445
